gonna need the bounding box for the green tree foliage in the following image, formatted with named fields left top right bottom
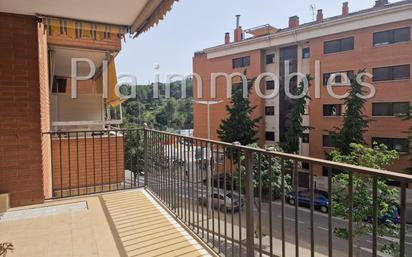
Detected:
left=330, top=70, right=370, bottom=154
left=282, top=75, right=312, bottom=154
left=402, top=105, right=412, bottom=174
left=330, top=143, right=400, bottom=257
left=217, top=76, right=260, bottom=145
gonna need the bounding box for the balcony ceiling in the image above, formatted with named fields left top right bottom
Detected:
left=0, top=0, right=178, bottom=34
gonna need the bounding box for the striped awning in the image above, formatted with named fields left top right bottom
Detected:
left=45, top=17, right=129, bottom=40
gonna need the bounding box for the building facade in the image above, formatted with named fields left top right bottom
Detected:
left=193, top=0, right=412, bottom=176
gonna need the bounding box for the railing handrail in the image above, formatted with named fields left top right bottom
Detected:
left=144, top=128, right=412, bottom=183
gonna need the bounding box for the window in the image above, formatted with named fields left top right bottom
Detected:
left=266, top=54, right=275, bottom=64
left=372, top=102, right=409, bottom=116
left=323, top=135, right=335, bottom=148
left=323, top=104, right=342, bottom=116
left=323, top=71, right=354, bottom=86
left=373, top=65, right=410, bottom=81
left=302, top=133, right=309, bottom=143
left=266, top=80, right=275, bottom=90
left=373, top=27, right=410, bottom=46
left=301, top=162, right=310, bottom=170
left=52, top=78, right=67, bottom=93
left=265, top=132, right=275, bottom=141
left=265, top=106, right=275, bottom=116
left=302, top=48, right=310, bottom=59
left=324, top=37, right=354, bottom=54
left=373, top=138, right=409, bottom=153
left=232, top=56, right=251, bottom=69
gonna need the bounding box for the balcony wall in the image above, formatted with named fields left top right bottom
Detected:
left=51, top=135, right=125, bottom=196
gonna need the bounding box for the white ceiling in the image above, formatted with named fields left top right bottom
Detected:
left=0, top=0, right=149, bottom=26
left=52, top=47, right=107, bottom=77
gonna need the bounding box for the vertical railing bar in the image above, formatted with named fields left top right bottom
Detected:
left=217, top=145, right=221, bottom=253
left=258, top=153, right=263, bottom=257
left=230, top=149, right=235, bottom=257
left=268, top=155, right=273, bottom=257
left=50, top=133, right=54, bottom=198
left=100, top=133, right=103, bottom=192
left=68, top=132, right=72, bottom=197
left=328, top=168, right=333, bottom=257
left=175, top=135, right=178, bottom=214
left=281, top=161, right=285, bottom=257
left=180, top=135, right=183, bottom=219
left=143, top=129, right=147, bottom=189
left=309, top=163, right=315, bottom=257
left=348, top=170, right=353, bottom=257
left=76, top=132, right=80, bottom=196
left=196, top=139, right=199, bottom=234
left=59, top=134, right=63, bottom=198
left=294, top=160, right=299, bottom=257
left=223, top=146, right=228, bottom=257
left=186, top=137, right=189, bottom=225
left=92, top=133, right=96, bottom=193
left=192, top=138, right=195, bottom=230
left=206, top=141, right=210, bottom=244
left=245, top=150, right=255, bottom=257
left=108, top=130, right=111, bottom=191
left=238, top=149, right=242, bottom=257
left=211, top=143, right=215, bottom=249
left=372, top=176, right=378, bottom=257
left=400, top=182, right=406, bottom=257
left=84, top=131, right=88, bottom=195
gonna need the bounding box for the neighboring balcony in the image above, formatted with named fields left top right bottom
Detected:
left=1, top=129, right=412, bottom=257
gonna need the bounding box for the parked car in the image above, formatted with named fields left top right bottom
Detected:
left=286, top=189, right=329, bottom=213
left=198, top=190, right=244, bottom=212
left=202, top=173, right=236, bottom=190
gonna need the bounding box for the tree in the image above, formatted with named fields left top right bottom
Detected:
left=217, top=75, right=260, bottom=145
left=329, top=70, right=370, bottom=154
left=330, top=143, right=400, bottom=257
left=282, top=75, right=312, bottom=154
left=233, top=144, right=291, bottom=238
left=402, top=105, right=412, bottom=174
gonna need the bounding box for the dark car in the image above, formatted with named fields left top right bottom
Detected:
left=286, top=189, right=329, bottom=213
left=202, top=173, right=236, bottom=190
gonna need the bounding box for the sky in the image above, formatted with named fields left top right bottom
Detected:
left=115, top=0, right=391, bottom=84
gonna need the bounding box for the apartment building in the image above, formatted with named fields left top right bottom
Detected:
left=193, top=0, right=412, bottom=176
left=0, top=0, right=177, bottom=207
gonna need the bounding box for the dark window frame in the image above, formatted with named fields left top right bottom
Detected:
left=302, top=133, right=310, bottom=143
left=265, top=106, right=275, bottom=116
left=323, top=135, right=335, bottom=148
left=323, top=104, right=343, bottom=117
left=266, top=80, right=275, bottom=90
left=324, top=37, right=354, bottom=54
left=372, top=64, right=410, bottom=82
left=265, top=132, right=275, bottom=141
left=302, top=47, right=310, bottom=59
left=232, top=56, right=251, bottom=69
left=52, top=77, right=67, bottom=94
left=372, top=102, right=410, bottom=117
left=323, top=70, right=354, bottom=86
left=373, top=27, right=410, bottom=46
left=266, top=54, right=275, bottom=64
left=372, top=137, right=410, bottom=153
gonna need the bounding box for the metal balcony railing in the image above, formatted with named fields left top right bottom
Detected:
left=45, top=128, right=412, bottom=257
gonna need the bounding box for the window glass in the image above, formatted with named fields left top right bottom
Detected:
left=52, top=78, right=67, bottom=93
left=374, top=27, right=410, bottom=46
left=393, top=102, right=409, bottom=116
left=324, top=40, right=340, bottom=54
left=266, top=54, right=275, bottom=64
left=323, top=104, right=342, bottom=116
left=302, top=133, right=309, bottom=143
left=266, top=80, right=275, bottom=90
left=341, top=37, right=355, bottom=52
left=265, top=106, right=275, bottom=116
left=232, top=56, right=250, bottom=68
left=265, top=132, right=275, bottom=141
left=373, top=138, right=409, bottom=153
left=393, top=65, right=410, bottom=80
left=372, top=103, right=392, bottom=116
left=323, top=135, right=335, bottom=147
left=302, top=48, right=310, bottom=59
left=394, top=27, right=410, bottom=43
left=373, top=67, right=392, bottom=81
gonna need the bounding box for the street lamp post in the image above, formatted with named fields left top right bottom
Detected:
left=194, top=100, right=224, bottom=214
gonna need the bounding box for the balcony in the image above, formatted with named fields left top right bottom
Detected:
left=1, top=129, right=412, bottom=257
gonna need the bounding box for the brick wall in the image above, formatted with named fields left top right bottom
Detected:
left=51, top=136, right=125, bottom=193
left=0, top=13, right=45, bottom=206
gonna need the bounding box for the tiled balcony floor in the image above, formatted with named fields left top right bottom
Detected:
left=0, top=189, right=211, bottom=257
